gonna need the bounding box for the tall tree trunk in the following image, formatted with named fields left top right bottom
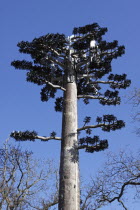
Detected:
left=59, top=72, right=80, bottom=210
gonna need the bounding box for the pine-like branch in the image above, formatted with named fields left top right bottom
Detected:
left=10, top=131, right=61, bottom=142
left=48, top=46, right=62, bottom=57
left=78, top=116, right=125, bottom=132
left=77, top=94, right=121, bottom=105
left=92, top=79, right=131, bottom=88
left=78, top=123, right=105, bottom=131
left=78, top=145, right=100, bottom=150
left=77, top=115, right=125, bottom=153
left=71, top=33, right=93, bottom=43
left=78, top=136, right=108, bottom=153
left=77, top=143, right=108, bottom=151
left=76, top=59, right=90, bottom=71
left=11, top=23, right=131, bottom=111
left=77, top=95, right=104, bottom=100
left=44, top=56, right=64, bottom=69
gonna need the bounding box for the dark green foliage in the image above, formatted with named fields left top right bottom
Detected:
left=108, top=74, right=131, bottom=89
left=83, top=116, right=91, bottom=125
left=102, top=115, right=116, bottom=123
left=11, top=23, right=130, bottom=154
left=11, top=33, right=65, bottom=107
left=17, top=33, right=67, bottom=58
left=72, top=23, right=107, bottom=42
left=77, top=79, right=101, bottom=95
left=55, top=97, right=63, bottom=112
left=100, top=90, right=121, bottom=105
left=83, top=98, right=90, bottom=104
left=50, top=131, right=56, bottom=137
left=96, top=117, right=102, bottom=124
left=11, top=22, right=130, bottom=110
left=86, top=128, right=92, bottom=135
left=79, top=136, right=108, bottom=153
left=10, top=131, right=38, bottom=141
left=95, top=114, right=125, bottom=130
left=102, top=120, right=125, bottom=132
left=79, top=114, right=125, bottom=153
left=86, top=140, right=108, bottom=153
left=41, top=85, right=57, bottom=102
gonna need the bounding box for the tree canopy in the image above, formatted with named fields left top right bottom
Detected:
left=11, top=23, right=131, bottom=154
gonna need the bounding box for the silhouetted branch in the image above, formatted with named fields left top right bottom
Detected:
left=0, top=141, right=58, bottom=209
left=45, top=56, right=64, bottom=68
left=45, top=80, right=66, bottom=91
left=78, top=123, right=105, bottom=131
left=82, top=151, right=140, bottom=209
left=10, top=131, right=61, bottom=142
left=77, top=95, right=103, bottom=100
left=36, top=135, right=61, bottom=141
left=76, top=59, right=90, bottom=71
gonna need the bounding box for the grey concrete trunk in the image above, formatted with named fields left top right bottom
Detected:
left=58, top=74, right=80, bottom=210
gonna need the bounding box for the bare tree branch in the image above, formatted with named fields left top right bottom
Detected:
left=77, top=95, right=103, bottom=100
left=45, top=56, right=64, bottom=69
left=48, top=47, right=62, bottom=57
left=91, top=80, right=118, bottom=85
left=0, top=141, right=58, bottom=209
left=36, top=135, right=61, bottom=141
left=128, top=88, right=140, bottom=135
left=45, top=80, right=66, bottom=91
left=77, top=123, right=106, bottom=132
left=82, top=150, right=140, bottom=210
left=71, top=33, right=94, bottom=43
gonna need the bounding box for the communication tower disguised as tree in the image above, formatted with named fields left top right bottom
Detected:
left=11, top=23, right=131, bottom=210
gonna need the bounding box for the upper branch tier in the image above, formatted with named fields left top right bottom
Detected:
left=11, top=23, right=131, bottom=110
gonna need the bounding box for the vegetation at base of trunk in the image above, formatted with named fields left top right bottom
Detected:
left=1, top=141, right=139, bottom=210
left=0, top=140, right=58, bottom=210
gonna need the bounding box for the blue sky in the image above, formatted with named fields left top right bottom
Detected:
left=1, top=0, right=140, bottom=209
